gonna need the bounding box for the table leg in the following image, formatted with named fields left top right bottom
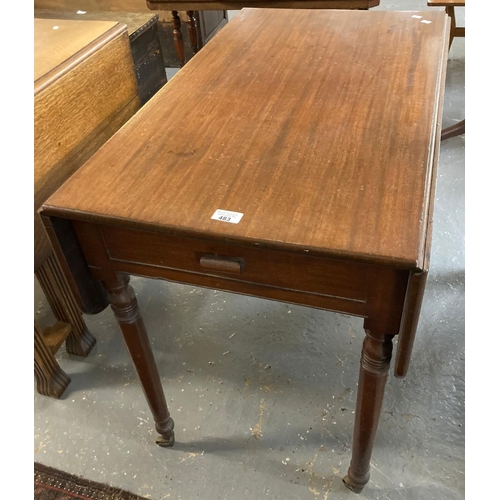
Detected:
left=34, top=321, right=71, bottom=399
left=186, top=11, right=199, bottom=54
left=343, top=326, right=394, bottom=493
left=36, top=253, right=96, bottom=357
left=171, top=10, right=185, bottom=67
left=103, top=273, right=175, bottom=447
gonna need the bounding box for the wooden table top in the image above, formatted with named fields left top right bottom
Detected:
left=146, top=0, right=380, bottom=10
left=427, top=0, right=464, bottom=6
left=35, top=0, right=380, bottom=11
left=34, top=0, right=150, bottom=11
left=34, top=18, right=123, bottom=90
left=34, top=10, right=158, bottom=39
left=44, top=8, right=449, bottom=270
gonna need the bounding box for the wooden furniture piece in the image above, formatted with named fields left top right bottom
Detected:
left=428, top=0, right=464, bottom=48
left=33, top=1, right=228, bottom=68
left=41, top=9, right=450, bottom=492
left=34, top=10, right=167, bottom=105
left=147, top=0, right=380, bottom=65
left=428, top=0, right=465, bottom=141
left=34, top=18, right=141, bottom=397
left=155, top=9, right=227, bottom=67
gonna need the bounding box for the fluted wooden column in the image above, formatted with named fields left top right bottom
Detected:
left=36, top=253, right=96, bottom=357
left=34, top=321, right=71, bottom=398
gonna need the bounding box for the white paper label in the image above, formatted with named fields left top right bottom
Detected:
left=211, top=209, right=244, bottom=224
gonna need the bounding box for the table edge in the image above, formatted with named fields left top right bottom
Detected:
left=40, top=204, right=421, bottom=271
left=34, top=21, right=127, bottom=96
left=146, top=0, right=381, bottom=10
left=417, top=13, right=451, bottom=273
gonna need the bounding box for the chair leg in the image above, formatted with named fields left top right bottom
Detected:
left=34, top=321, right=70, bottom=399
left=36, top=253, right=96, bottom=357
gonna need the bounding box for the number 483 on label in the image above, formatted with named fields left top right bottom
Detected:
left=211, top=209, right=244, bottom=224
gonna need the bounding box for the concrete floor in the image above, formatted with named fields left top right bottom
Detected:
left=34, top=2, right=465, bottom=499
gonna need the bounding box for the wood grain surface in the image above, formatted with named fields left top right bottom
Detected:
left=35, top=18, right=140, bottom=269
left=34, top=0, right=152, bottom=12
left=34, top=0, right=380, bottom=10
left=427, top=0, right=464, bottom=6
left=43, top=8, right=449, bottom=270
left=34, top=10, right=158, bottom=38
left=34, top=10, right=167, bottom=105
left=146, top=1, right=379, bottom=9
left=34, top=18, right=121, bottom=84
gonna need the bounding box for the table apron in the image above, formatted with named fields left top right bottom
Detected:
left=99, top=259, right=368, bottom=317
left=69, top=222, right=410, bottom=325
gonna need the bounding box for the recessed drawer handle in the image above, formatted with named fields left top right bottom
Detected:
left=199, top=255, right=244, bottom=274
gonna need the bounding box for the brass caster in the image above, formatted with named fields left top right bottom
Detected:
left=155, top=433, right=175, bottom=447
left=342, top=474, right=366, bottom=494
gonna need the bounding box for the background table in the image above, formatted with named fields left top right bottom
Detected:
left=41, top=8, right=449, bottom=493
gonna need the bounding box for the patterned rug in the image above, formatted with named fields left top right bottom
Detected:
left=34, top=463, right=149, bottom=500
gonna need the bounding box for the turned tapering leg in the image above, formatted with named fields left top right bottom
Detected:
left=343, top=328, right=394, bottom=493
left=34, top=321, right=71, bottom=398
left=36, top=253, right=96, bottom=357
left=171, top=11, right=185, bottom=67
left=103, top=273, right=175, bottom=446
left=186, top=11, right=199, bottom=54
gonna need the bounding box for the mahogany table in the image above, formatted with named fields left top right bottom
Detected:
left=41, top=8, right=450, bottom=493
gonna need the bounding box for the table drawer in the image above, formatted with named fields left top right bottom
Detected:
left=99, top=225, right=368, bottom=303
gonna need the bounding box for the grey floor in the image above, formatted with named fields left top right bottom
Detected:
left=34, top=2, right=465, bottom=499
